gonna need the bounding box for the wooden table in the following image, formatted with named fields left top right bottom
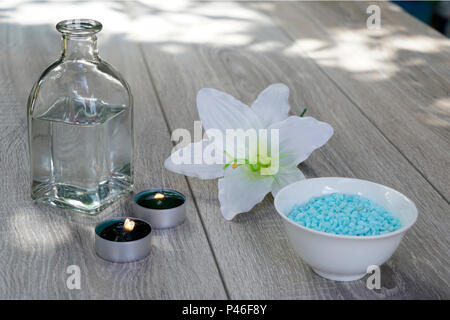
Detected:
left=0, top=1, right=449, bottom=299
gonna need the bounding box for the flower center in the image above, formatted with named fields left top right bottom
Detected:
left=225, top=153, right=273, bottom=172
left=223, top=151, right=289, bottom=185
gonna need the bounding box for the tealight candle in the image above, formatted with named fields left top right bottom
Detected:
left=95, top=217, right=151, bottom=263
left=132, top=188, right=186, bottom=229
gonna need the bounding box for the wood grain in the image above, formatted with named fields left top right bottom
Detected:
left=266, top=1, right=450, bottom=200
left=133, top=1, right=450, bottom=299
left=0, top=0, right=448, bottom=300
left=0, top=1, right=226, bottom=299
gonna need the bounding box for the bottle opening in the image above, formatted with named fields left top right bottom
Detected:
left=56, top=19, right=102, bottom=36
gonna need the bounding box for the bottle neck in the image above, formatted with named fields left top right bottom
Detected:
left=62, top=35, right=98, bottom=61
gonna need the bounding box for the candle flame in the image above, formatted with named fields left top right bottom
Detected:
left=124, top=218, right=135, bottom=231
left=154, top=193, right=165, bottom=200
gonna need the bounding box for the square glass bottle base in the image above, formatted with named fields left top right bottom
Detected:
left=31, top=180, right=133, bottom=215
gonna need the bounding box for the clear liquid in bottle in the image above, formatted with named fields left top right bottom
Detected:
left=30, top=99, right=133, bottom=213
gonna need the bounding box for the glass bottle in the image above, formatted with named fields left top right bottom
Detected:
left=27, top=19, right=134, bottom=214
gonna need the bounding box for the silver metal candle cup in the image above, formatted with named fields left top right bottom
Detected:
left=132, top=189, right=186, bottom=229
left=95, top=217, right=151, bottom=263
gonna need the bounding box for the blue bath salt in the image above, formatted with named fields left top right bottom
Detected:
left=287, top=193, right=402, bottom=236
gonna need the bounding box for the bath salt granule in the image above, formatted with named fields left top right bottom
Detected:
left=287, top=193, right=402, bottom=236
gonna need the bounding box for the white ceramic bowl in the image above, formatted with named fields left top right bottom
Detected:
left=274, top=177, right=418, bottom=281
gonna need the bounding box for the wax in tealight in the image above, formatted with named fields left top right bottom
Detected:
left=136, top=190, right=185, bottom=210
left=99, top=219, right=151, bottom=242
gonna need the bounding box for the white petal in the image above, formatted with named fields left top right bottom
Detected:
left=251, top=83, right=290, bottom=127
left=197, top=88, right=264, bottom=134
left=271, top=167, right=305, bottom=197
left=218, top=166, right=273, bottom=220
left=268, top=116, right=333, bottom=167
left=164, top=140, right=224, bottom=179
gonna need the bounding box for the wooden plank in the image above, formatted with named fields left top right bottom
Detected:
left=265, top=1, right=450, bottom=200
left=0, top=1, right=226, bottom=299
left=133, top=1, right=450, bottom=299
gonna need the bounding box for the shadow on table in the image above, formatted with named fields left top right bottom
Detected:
left=0, top=0, right=448, bottom=299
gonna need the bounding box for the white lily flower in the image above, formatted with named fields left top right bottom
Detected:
left=164, top=83, right=334, bottom=220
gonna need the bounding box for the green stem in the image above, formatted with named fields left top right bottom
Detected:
left=272, top=175, right=279, bottom=185
left=300, top=108, right=307, bottom=117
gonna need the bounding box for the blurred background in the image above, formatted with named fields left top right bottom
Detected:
left=394, top=1, right=450, bottom=36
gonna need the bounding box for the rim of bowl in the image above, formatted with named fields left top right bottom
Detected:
left=274, top=177, right=418, bottom=240
left=95, top=217, right=152, bottom=242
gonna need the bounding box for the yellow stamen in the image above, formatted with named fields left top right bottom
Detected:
left=232, top=162, right=238, bottom=169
